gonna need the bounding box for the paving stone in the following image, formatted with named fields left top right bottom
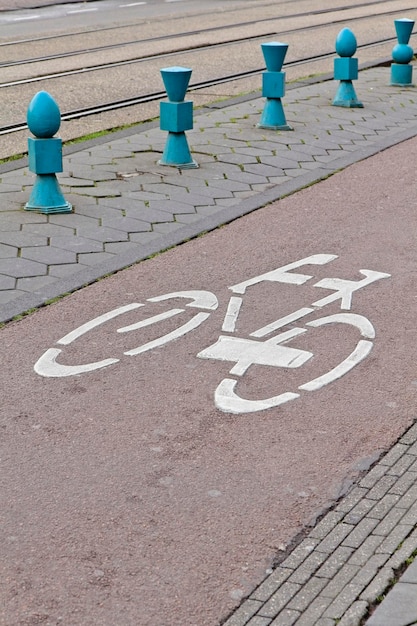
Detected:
left=359, top=463, right=388, bottom=489
left=323, top=584, right=363, bottom=619
left=222, top=599, right=263, bottom=626
left=342, top=518, right=379, bottom=549
left=74, top=186, right=122, bottom=198
left=258, top=583, right=301, bottom=618
left=376, top=524, right=415, bottom=555
left=321, top=565, right=360, bottom=599
left=288, top=551, right=329, bottom=585
left=365, top=475, right=397, bottom=500
left=50, top=236, right=104, bottom=254
left=0, top=288, right=26, bottom=304
left=128, top=231, right=163, bottom=245
left=315, top=546, right=355, bottom=579
left=269, top=609, right=300, bottom=625
left=344, top=498, right=376, bottom=524
left=146, top=200, right=197, bottom=215
left=338, top=600, right=368, bottom=626
left=347, top=535, right=386, bottom=567
left=309, top=511, right=345, bottom=540
left=250, top=568, right=292, bottom=603
left=286, top=576, right=328, bottom=611
left=386, top=528, right=417, bottom=569
left=285, top=595, right=331, bottom=626
left=246, top=617, right=272, bottom=626
left=367, top=494, right=400, bottom=519
left=335, top=487, right=368, bottom=513
left=373, top=507, right=407, bottom=536
left=78, top=204, right=123, bottom=221
left=379, top=443, right=409, bottom=467
left=360, top=567, right=395, bottom=603
left=215, top=153, right=260, bottom=165
left=77, top=252, right=116, bottom=266
left=0, top=212, right=46, bottom=229
left=76, top=226, right=129, bottom=243
left=48, top=263, right=89, bottom=278
left=21, top=223, right=75, bottom=237
left=348, top=554, right=389, bottom=591
left=0, top=243, right=17, bottom=258
left=316, top=523, right=354, bottom=554
left=0, top=257, right=46, bottom=278
left=100, top=216, right=151, bottom=233
left=151, top=222, right=184, bottom=234
left=16, top=275, right=59, bottom=292
left=21, top=247, right=76, bottom=265
left=280, top=539, right=320, bottom=570
left=0, top=233, right=48, bottom=248
left=60, top=177, right=96, bottom=188
left=49, top=213, right=100, bottom=229
left=388, top=470, right=417, bottom=496
left=0, top=274, right=15, bottom=289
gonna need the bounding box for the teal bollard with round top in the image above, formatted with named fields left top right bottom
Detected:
left=25, top=91, right=72, bottom=214
left=258, top=42, right=292, bottom=130
left=332, top=28, right=363, bottom=108
left=158, top=66, right=198, bottom=169
left=391, top=18, right=415, bottom=86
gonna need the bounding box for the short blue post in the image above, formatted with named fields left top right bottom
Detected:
left=332, top=28, right=363, bottom=108
left=158, top=66, right=198, bottom=169
left=25, top=91, right=72, bottom=214
left=391, top=18, right=415, bottom=86
left=258, top=42, right=292, bottom=130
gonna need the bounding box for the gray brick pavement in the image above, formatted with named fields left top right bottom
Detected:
left=221, top=421, right=417, bottom=626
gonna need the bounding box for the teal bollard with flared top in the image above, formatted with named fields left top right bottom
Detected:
left=391, top=18, right=415, bottom=86
left=332, top=28, right=363, bottom=108
left=158, top=66, right=198, bottom=169
left=258, top=42, right=292, bottom=130
left=25, top=91, right=72, bottom=214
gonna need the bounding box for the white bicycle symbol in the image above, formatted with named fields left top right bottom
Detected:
left=34, top=254, right=390, bottom=414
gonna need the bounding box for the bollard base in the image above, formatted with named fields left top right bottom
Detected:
left=332, top=80, right=363, bottom=108
left=158, top=131, right=199, bottom=169
left=390, top=63, right=414, bottom=87
left=25, top=174, right=72, bottom=214
left=258, top=98, right=293, bottom=130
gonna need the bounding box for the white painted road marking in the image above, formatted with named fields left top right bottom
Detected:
left=34, top=253, right=391, bottom=414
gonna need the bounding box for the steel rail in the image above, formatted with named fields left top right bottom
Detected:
left=0, top=39, right=395, bottom=137
left=0, top=5, right=409, bottom=90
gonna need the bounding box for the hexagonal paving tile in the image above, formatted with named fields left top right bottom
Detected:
left=0, top=257, right=46, bottom=278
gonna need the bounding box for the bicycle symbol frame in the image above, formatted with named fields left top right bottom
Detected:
left=34, top=253, right=390, bottom=414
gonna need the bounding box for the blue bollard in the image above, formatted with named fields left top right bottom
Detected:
left=332, top=28, right=363, bottom=108
left=258, top=42, right=292, bottom=130
left=25, top=91, right=72, bottom=214
left=158, top=66, right=198, bottom=169
left=391, top=18, right=415, bottom=86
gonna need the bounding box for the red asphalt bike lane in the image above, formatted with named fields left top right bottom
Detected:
left=1, top=137, right=417, bottom=626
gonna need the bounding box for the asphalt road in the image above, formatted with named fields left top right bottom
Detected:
left=1, top=0, right=78, bottom=10
left=2, top=136, right=417, bottom=625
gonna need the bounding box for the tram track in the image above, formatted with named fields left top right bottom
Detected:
left=0, top=0, right=401, bottom=51
left=0, top=0, right=415, bottom=158
left=0, top=37, right=396, bottom=137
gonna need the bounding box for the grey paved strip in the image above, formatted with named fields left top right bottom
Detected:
left=222, top=422, right=417, bottom=626
left=2, top=66, right=417, bottom=324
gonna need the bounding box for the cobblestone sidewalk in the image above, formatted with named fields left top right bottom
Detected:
left=223, top=422, right=417, bottom=626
